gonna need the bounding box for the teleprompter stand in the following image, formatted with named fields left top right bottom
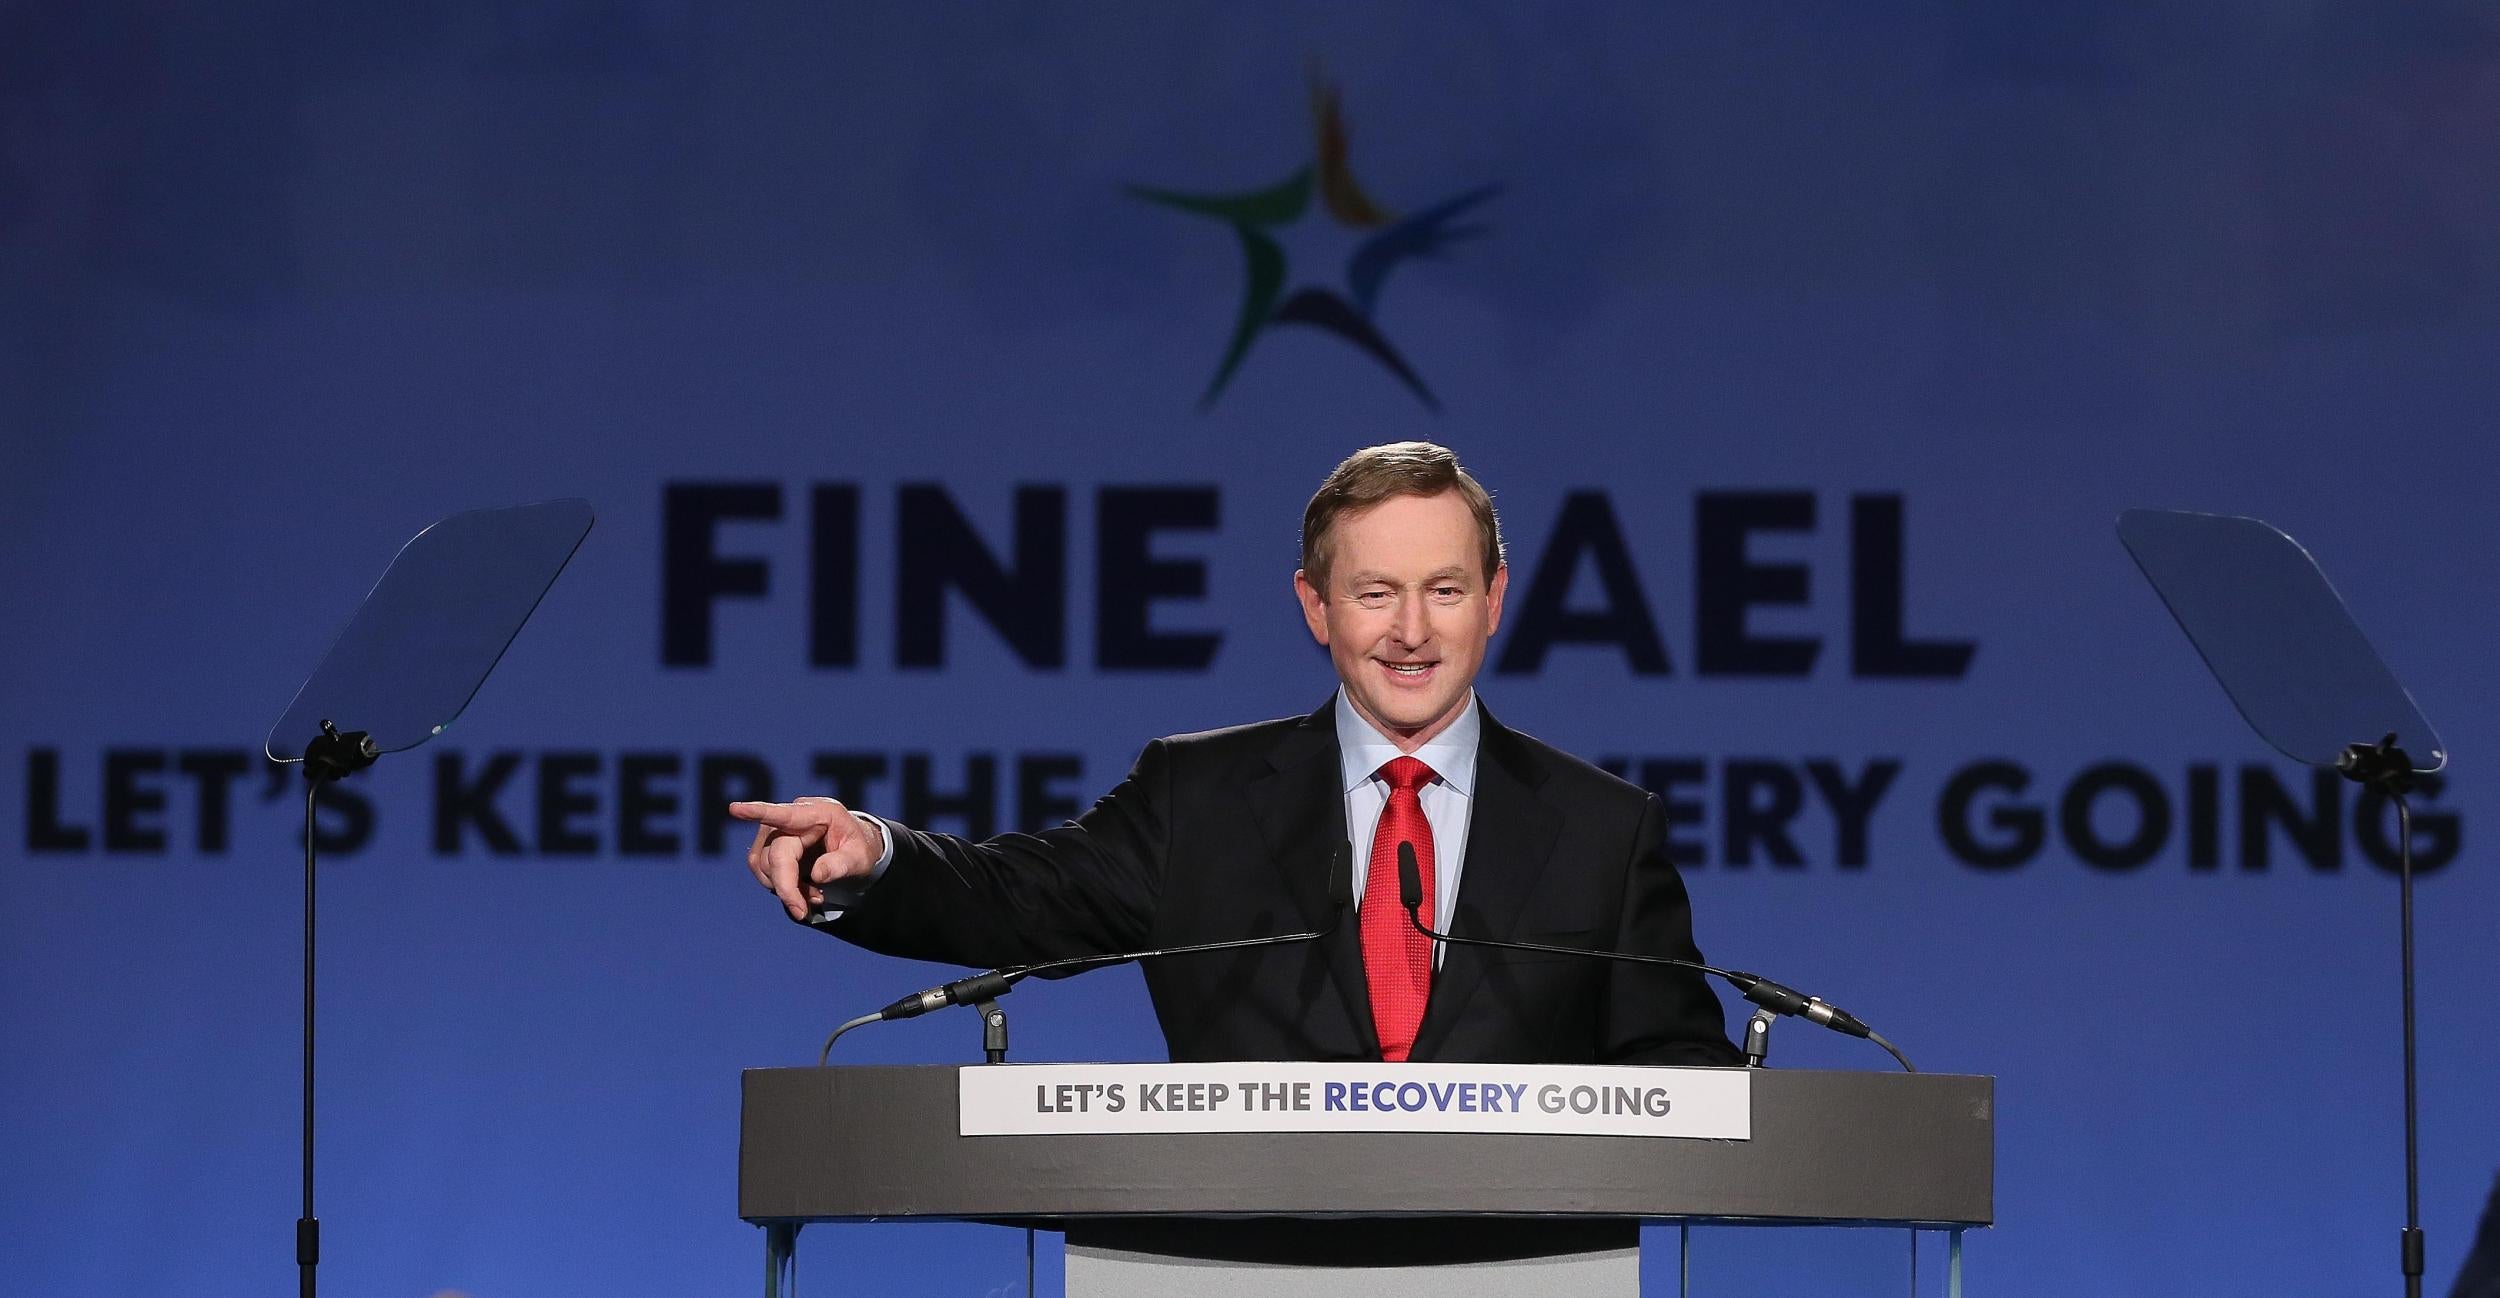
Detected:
left=2120, top=507, right=2447, bottom=1298
left=264, top=499, right=594, bottom=1297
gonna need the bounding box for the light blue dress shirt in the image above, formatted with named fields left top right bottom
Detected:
left=1335, top=688, right=1478, bottom=945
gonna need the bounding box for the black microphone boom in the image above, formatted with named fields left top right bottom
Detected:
left=1392, top=842, right=1912, bottom=1071
left=822, top=842, right=1355, bottom=1063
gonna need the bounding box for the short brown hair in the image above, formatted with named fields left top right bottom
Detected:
left=1300, top=441, right=1505, bottom=588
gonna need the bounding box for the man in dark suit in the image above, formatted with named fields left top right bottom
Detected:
left=733, top=442, right=1738, bottom=1066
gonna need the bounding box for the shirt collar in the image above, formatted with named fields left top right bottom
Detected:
left=1335, top=689, right=1481, bottom=798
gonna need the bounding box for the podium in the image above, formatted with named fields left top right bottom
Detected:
left=740, top=1064, right=1992, bottom=1295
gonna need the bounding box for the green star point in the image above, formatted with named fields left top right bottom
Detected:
left=1129, top=167, right=1317, bottom=406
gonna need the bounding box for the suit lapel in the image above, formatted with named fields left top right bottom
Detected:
left=1409, top=707, right=1562, bottom=1062
left=1243, top=700, right=1378, bottom=1058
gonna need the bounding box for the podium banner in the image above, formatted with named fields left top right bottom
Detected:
left=958, top=1062, right=1752, bottom=1139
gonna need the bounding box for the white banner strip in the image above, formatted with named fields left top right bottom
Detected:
left=958, top=1062, right=1749, bottom=1139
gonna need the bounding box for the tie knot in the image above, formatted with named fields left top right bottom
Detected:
left=1378, top=755, right=1436, bottom=794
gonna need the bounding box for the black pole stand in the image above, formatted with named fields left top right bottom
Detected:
left=2336, top=733, right=2425, bottom=1298
left=296, top=721, right=377, bottom=1298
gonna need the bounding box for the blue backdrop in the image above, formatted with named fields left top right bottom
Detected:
left=5, top=5, right=2497, bottom=1295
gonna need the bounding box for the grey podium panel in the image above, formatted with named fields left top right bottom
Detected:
left=738, top=1066, right=1992, bottom=1228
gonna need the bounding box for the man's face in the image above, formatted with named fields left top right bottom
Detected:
left=1295, top=490, right=1508, bottom=749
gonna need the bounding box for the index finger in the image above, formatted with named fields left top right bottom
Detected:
left=728, top=800, right=815, bottom=829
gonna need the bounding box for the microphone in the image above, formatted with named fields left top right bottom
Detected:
left=1393, top=842, right=1913, bottom=1071
left=821, top=842, right=1356, bottom=1062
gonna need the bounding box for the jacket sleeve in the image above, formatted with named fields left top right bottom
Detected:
left=820, top=739, right=1172, bottom=971
left=1599, top=792, right=1744, bottom=1066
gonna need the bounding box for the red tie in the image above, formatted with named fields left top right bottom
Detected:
left=1361, top=755, right=1437, bottom=1062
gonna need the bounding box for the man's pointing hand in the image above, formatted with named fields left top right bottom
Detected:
left=730, top=797, right=885, bottom=920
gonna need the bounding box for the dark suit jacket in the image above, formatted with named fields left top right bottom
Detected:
left=2457, top=1171, right=2500, bottom=1298
left=827, top=700, right=1740, bottom=1066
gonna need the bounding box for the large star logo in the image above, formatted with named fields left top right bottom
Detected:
left=1131, top=79, right=1501, bottom=411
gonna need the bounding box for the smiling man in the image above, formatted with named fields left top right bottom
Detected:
left=732, top=442, right=1738, bottom=1065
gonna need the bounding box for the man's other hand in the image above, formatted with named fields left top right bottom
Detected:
left=730, top=797, right=885, bottom=920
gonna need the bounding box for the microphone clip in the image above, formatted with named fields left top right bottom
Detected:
left=1741, top=1007, right=1777, bottom=1068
